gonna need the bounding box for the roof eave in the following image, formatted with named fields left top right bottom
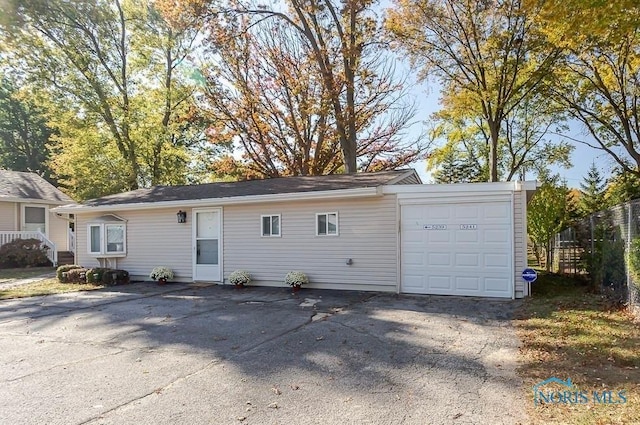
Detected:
left=386, top=169, right=422, bottom=185
left=0, top=197, right=76, bottom=205
left=51, top=186, right=382, bottom=214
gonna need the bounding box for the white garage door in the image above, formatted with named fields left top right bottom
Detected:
left=401, top=199, right=513, bottom=298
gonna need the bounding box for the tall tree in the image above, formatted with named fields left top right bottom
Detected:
left=386, top=0, right=560, bottom=181
left=174, top=0, right=427, bottom=175
left=578, top=162, right=606, bottom=216
left=1, top=0, right=216, bottom=198
left=535, top=1, right=640, bottom=175
left=0, top=75, right=55, bottom=180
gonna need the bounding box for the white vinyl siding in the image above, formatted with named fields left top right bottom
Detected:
left=48, top=210, right=69, bottom=251
left=514, top=190, right=527, bottom=298
left=0, top=202, right=16, bottom=231
left=261, top=214, right=281, bottom=237
left=76, top=208, right=193, bottom=280
left=224, top=197, right=397, bottom=291
left=316, top=212, right=338, bottom=236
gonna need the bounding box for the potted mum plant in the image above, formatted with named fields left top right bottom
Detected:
left=150, top=266, right=174, bottom=285
left=229, top=270, right=251, bottom=288
left=285, top=271, right=308, bottom=293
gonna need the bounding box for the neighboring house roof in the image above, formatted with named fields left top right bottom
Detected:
left=0, top=170, right=75, bottom=204
left=53, top=169, right=420, bottom=212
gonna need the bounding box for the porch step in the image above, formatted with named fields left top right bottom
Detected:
left=57, top=251, right=75, bottom=266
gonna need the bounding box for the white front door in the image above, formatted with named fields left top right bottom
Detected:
left=193, top=208, right=222, bottom=282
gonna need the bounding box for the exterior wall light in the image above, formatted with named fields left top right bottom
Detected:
left=177, top=210, right=187, bottom=223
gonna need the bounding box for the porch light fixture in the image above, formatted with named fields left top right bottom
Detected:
left=177, top=210, right=187, bottom=223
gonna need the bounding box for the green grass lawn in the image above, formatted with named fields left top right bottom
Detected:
left=0, top=267, right=56, bottom=283
left=516, top=272, right=640, bottom=424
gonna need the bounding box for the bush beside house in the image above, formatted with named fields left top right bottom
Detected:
left=56, top=265, right=129, bottom=286
left=0, top=238, right=52, bottom=269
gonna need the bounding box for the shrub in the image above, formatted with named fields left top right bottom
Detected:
left=57, top=264, right=83, bottom=282
left=284, top=271, right=309, bottom=287
left=627, top=237, right=640, bottom=288
left=65, top=268, right=88, bottom=283
left=0, top=238, right=51, bottom=269
left=102, top=269, right=130, bottom=286
left=229, top=270, right=251, bottom=286
left=86, top=268, right=111, bottom=284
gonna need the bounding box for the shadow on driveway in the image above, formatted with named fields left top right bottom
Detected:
left=0, top=283, right=527, bottom=425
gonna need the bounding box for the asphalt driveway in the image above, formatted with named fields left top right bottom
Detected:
left=0, top=283, right=527, bottom=425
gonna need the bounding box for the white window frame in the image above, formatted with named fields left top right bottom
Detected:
left=261, top=214, right=281, bottom=237
left=21, top=204, right=49, bottom=235
left=87, top=222, right=126, bottom=256
left=316, top=212, right=339, bottom=236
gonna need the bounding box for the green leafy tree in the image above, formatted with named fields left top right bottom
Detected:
left=534, top=1, right=640, bottom=176
left=0, top=76, right=55, bottom=180
left=604, top=168, right=640, bottom=206
left=386, top=0, right=561, bottom=182
left=578, top=162, right=606, bottom=216
left=528, top=178, right=570, bottom=270
left=1, top=0, right=217, bottom=198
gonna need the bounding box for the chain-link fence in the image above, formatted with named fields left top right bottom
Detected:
left=551, top=199, right=640, bottom=318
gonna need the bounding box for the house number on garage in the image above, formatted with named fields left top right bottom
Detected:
left=459, top=224, right=477, bottom=230
left=424, top=224, right=447, bottom=230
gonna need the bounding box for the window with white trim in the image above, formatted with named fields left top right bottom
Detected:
left=261, top=214, right=281, bottom=237
left=22, top=204, right=48, bottom=234
left=87, top=216, right=126, bottom=256
left=316, top=212, right=338, bottom=236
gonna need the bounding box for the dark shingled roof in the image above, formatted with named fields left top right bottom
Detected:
left=0, top=170, right=75, bottom=204
left=84, top=169, right=417, bottom=207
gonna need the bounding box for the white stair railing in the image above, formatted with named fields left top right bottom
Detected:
left=0, top=231, right=57, bottom=266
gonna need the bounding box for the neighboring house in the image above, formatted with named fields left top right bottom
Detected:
left=0, top=170, right=77, bottom=266
left=53, top=169, right=537, bottom=298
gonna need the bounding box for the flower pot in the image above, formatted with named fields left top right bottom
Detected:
left=234, top=283, right=244, bottom=289
left=292, top=284, right=301, bottom=293
left=158, top=278, right=167, bottom=285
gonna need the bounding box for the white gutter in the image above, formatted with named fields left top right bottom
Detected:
left=383, top=180, right=538, bottom=194
left=51, top=186, right=382, bottom=214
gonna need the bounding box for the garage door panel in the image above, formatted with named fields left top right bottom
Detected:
left=455, top=253, right=479, bottom=267
left=483, top=228, right=510, bottom=243
left=456, top=276, right=480, bottom=291
left=401, top=200, right=513, bottom=298
left=403, top=252, right=425, bottom=266
left=484, top=253, right=509, bottom=268
left=428, top=252, right=451, bottom=266
left=455, top=207, right=480, bottom=220
left=428, top=232, right=451, bottom=243
left=428, top=275, right=452, bottom=290
left=402, top=275, right=425, bottom=290
left=485, top=277, right=510, bottom=292
left=455, top=230, right=479, bottom=243
left=428, top=206, right=451, bottom=219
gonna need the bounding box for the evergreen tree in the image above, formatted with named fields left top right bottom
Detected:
left=578, top=162, right=606, bottom=215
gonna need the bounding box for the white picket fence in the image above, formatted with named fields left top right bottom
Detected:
left=0, top=231, right=57, bottom=266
